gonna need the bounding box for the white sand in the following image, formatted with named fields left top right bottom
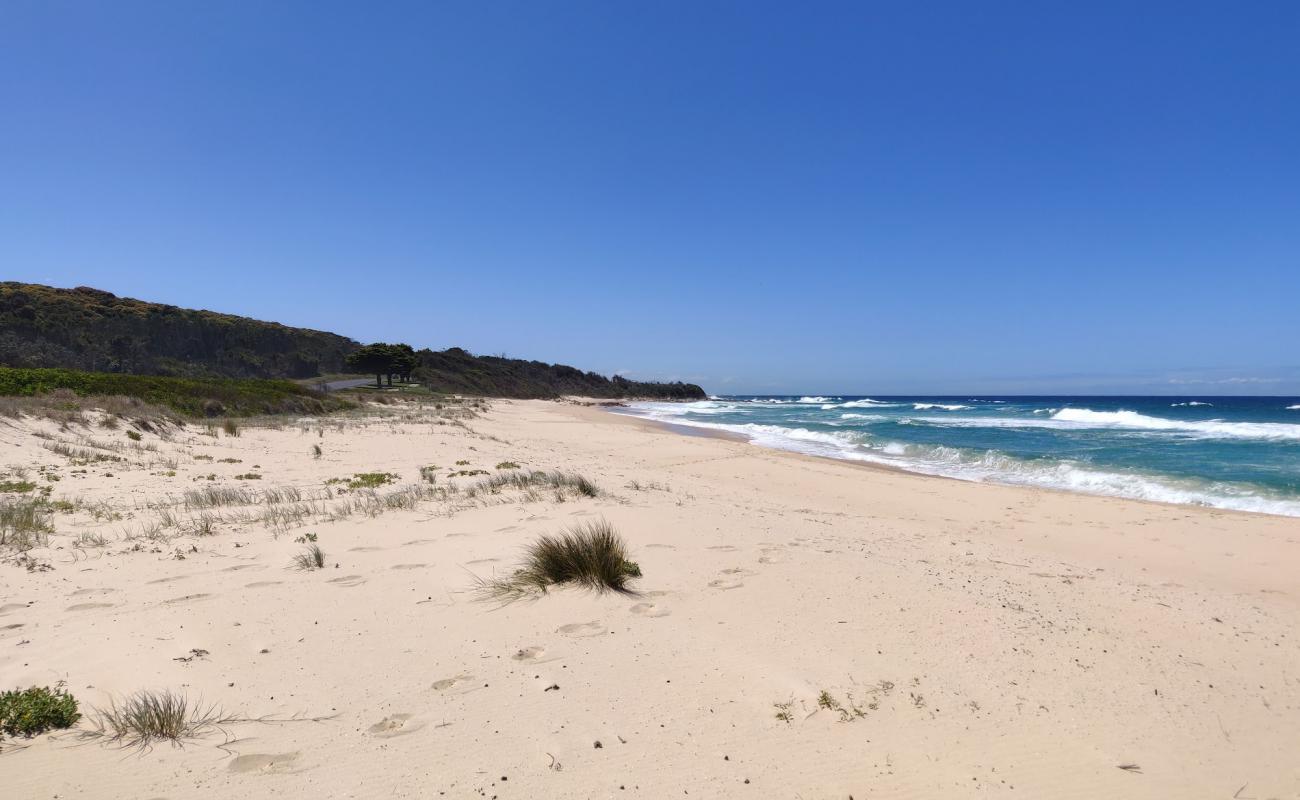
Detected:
left=2, top=399, right=1297, bottom=797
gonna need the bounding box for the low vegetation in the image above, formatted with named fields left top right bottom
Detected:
left=292, top=543, right=326, bottom=570
left=0, top=367, right=352, bottom=418
left=466, top=470, right=599, bottom=499
left=475, top=518, right=640, bottom=601
left=87, top=689, right=229, bottom=748
left=0, top=684, right=81, bottom=738
left=0, top=497, right=53, bottom=551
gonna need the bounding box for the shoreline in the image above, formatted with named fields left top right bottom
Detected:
left=608, top=402, right=1300, bottom=521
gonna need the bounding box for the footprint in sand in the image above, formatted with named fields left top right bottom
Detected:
left=228, top=752, right=301, bottom=775
left=65, top=602, right=115, bottom=612
left=246, top=581, right=283, bottom=589
left=403, top=538, right=437, bottom=546
left=69, top=587, right=116, bottom=597
left=444, top=532, right=472, bottom=538
left=368, top=713, right=425, bottom=738
left=557, top=621, right=605, bottom=637
left=494, top=525, right=521, bottom=533
left=222, top=564, right=264, bottom=572
left=328, top=575, right=367, bottom=587
left=645, top=544, right=675, bottom=550
left=512, top=646, right=546, bottom=661
left=348, top=546, right=384, bottom=553
left=163, top=593, right=212, bottom=605
left=431, top=674, right=474, bottom=691
left=465, top=558, right=499, bottom=565
left=0, top=603, right=27, bottom=615
left=707, top=545, right=738, bottom=552
left=568, top=510, right=593, bottom=517
left=2, top=623, right=24, bottom=630
left=720, top=567, right=754, bottom=576
left=629, top=602, right=671, bottom=618
left=708, top=578, right=744, bottom=591
left=390, top=563, right=426, bottom=570
left=147, top=576, right=187, bottom=585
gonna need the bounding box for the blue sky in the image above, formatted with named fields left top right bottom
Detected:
left=3, top=1, right=1298, bottom=394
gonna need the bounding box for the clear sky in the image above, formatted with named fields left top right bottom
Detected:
left=3, top=1, right=1298, bottom=395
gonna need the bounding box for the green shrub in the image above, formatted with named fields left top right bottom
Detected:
left=347, top=472, right=398, bottom=489
left=126, top=430, right=142, bottom=441
left=0, top=481, right=36, bottom=493
left=495, top=461, right=521, bottom=470
left=0, top=685, right=81, bottom=738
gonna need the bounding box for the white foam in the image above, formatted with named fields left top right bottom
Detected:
left=796, top=396, right=838, bottom=404
left=913, top=403, right=970, bottom=411
left=1171, top=401, right=1212, bottom=407
left=1288, top=405, right=1300, bottom=411
left=840, top=413, right=886, bottom=421
left=1050, top=408, right=1300, bottom=441
left=822, top=398, right=900, bottom=409
left=617, top=404, right=1300, bottom=517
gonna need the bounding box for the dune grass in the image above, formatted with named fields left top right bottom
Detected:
left=465, top=470, right=599, bottom=499
left=0, top=498, right=54, bottom=551
left=475, top=518, right=640, bottom=601
left=292, top=543, right=326, bottom=570
left=87, top=689, right=230, bottom=748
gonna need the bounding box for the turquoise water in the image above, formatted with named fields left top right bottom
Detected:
left=621, top=396, right=1300, bottom=517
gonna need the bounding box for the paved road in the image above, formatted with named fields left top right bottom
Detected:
left=317, top=378, right=376, bottom=392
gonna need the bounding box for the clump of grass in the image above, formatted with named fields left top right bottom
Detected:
left=311, top=444, right=322, bottom=459
left=495, top=461, right=520, bottom=470
left=126, top=430, right=142, bottom=441
left=233, top=472, right=262, bottom=480
left=0, top=498, right=54, bottom=551
left=292, top=543, right=326, bottom=570
left=466, top=470, right=599, bottom=499
left=0, top=480, right=37, bottom=494
left=87, top=689, right=226, bottom=748
left=475, top=519, right=639, bottom=600
left=418, top=465, right=438, bottom=484
left=221, top=419, right=240, bottom=437
left=1, top=684, right=81, bottom=738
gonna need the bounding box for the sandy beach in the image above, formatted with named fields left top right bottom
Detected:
left=2, top=398, right=1298, bottom=798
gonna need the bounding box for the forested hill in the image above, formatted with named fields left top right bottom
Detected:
left=0, top=283, right=359, bottom=379
left=414, top=347, right=705, bottom=400
left=0, top=284, right=706, bottom=399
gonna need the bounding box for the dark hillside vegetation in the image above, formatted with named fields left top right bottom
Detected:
left=0, top=367, right=352, bottom=417
left=413, top=347, right=705, bottom=400
left=0, top=283, right=359, bottom=379
left=0, top=284, right=705, bottom=400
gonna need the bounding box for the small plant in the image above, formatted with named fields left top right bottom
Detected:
left=0, top=684, right=81, bottom=738
left=346, top=472, right=398, bottom=489
left=495, top=461, right=520, bottom=470
left=474, top=518, right=640, bottom=600
left=292, top=543, right=326, bottom=571
left=233, top=472, right=262, bottom=480
left=773, top=700, right=794, bottom=724
left=0, top=498, right=54, bottom=551
left=455, top=460, right=470, bottom=466
left=312, top=444, right=322, bottom=459
left=0, top=481, right=36, bottom=494
left=216, top=457, right=242, bottom=464
left=418, top=466, right=438, bottom=484
left=126, top=430, right=142, bottom=441
left=221, top=419, right=240, bottom=437
left=88, top=689, right=226, bottom=748
left=294, top=532, right=318, bottom=543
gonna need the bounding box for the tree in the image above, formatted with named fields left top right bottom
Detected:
left=389, top=344, right=417, bottom=384
left=345, top=343, right=397, bottom=389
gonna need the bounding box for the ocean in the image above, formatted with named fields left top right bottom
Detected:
left=619, top=396, right=1300, bottom=517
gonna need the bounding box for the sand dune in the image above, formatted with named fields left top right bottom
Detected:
left=1, top=399, right=1297, bottom=797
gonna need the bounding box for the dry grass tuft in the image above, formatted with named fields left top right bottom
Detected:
left=475, top=518, right=640, bottom=601
left=87, top=689, right=230, bottom=748
left=292, top=543, right=326, bottom=570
